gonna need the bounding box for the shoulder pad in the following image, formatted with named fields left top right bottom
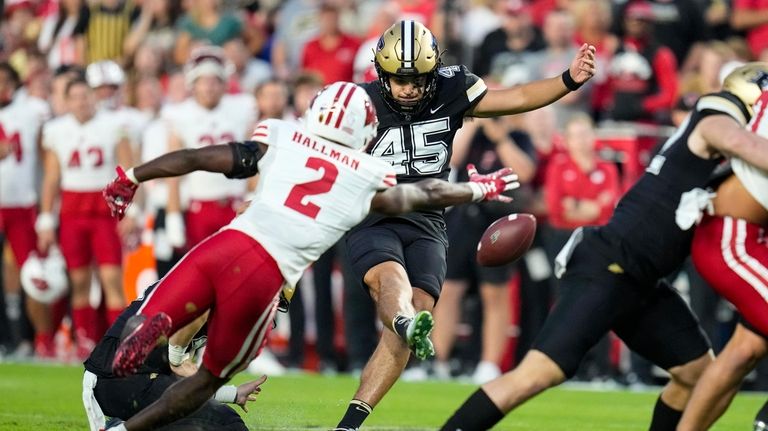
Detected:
left=696, top=92, right=750, bottom=126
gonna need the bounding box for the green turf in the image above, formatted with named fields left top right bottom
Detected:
left=0, top=362, right=762, bottom=430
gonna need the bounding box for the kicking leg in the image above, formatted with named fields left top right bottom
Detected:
left=678, top=324, right=767, bottom=431
left=336, top=266, right=435, bottom=430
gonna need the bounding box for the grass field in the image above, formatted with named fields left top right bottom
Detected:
left=0, top=362, right=763, bottom=430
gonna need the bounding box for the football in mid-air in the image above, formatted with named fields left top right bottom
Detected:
left=476, top=213, right=537, bottom=267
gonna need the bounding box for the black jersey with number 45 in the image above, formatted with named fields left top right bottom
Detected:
left=597, top=91, right=751, bottom=283
left=357, top=65, right=488, bottom=233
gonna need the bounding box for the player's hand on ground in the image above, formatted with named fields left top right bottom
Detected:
left=235, top=374, right=267, bottom=412
left=104, top=166, right=139, bottom=220
left=170, top=358, right=198, bottom=377
left=467, top=163, right=520, bottom=203
left=569, top=43, right=597, bottom=85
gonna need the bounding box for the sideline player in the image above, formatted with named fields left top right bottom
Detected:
left=162, top=46, right=256, bottom=253
left=677, top=89, right=768, bottom=431
left=103, top=82, right=519, bottom=431
left=83, top=281, right=266, bottom=431
left=0, top=62, right=56, bottom=357
left=441, top=62, right=768, bottom=431
left=336, top=19, right=596, bottom=429
left=38, top=77, right=135, bottom=359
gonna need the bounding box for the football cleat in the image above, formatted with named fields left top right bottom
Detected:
left=406, top=311, right=435, bottom=360
left=112, top=313, right=172, bottom=377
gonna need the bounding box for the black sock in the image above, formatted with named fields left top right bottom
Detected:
left=754, top=399, right=768, bottom=430
left=336, top=399, right=372, bottom=430
left=392, top=314, right=411, bottom=341
left=441, top=388, right=504, bottom=431
left=649, top=396, right=683, bottom=431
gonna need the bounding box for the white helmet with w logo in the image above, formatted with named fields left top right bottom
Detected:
left=20, top=247, right=68, bottom=304
left=304, top=82, right=379, bottom=150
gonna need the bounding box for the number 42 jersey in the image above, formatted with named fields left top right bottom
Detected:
left=226, top=119, right=397, bottom=288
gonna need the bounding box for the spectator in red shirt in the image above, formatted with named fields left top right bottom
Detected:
left=299, top=2, right=360, bottom=85
left=544, top=112, right=620, bottom=233
left=731, top=0, right=768, bottom=61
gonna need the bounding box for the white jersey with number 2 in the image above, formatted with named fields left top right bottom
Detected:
left=226, top=119, right=397, bottom=288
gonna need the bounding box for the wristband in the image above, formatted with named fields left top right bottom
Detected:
left=125, top=167, right=140, bottom=185
left=467, top=182, right=484, bottom=202
left=214, top=385, right=238, bottom=403
left=35, top=212, right=57, bottom=232
left=561, top=70, right=582, bottom=91
left=168, top=344, right=188, bottom=367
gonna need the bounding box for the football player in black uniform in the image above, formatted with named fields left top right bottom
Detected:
left=440, top=63, right=768, bottom=431
left=335, top=19, right=596, bottom=430
left=83, top=282, right=267, bottom=431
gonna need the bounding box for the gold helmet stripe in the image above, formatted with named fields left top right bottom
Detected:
left=401, top=20, right=414, bottom=69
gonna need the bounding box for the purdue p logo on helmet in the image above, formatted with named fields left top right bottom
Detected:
left=723, top=62, right=768, bottom=117
left=374, top=20, right=442, bottom=114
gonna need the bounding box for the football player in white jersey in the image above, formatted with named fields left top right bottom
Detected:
left=162, top=45, right=256, bottom=253
left=0, top=62, right=58, bottom=358
left=86, top=60, right=152, bottom=144
left=679, top=87, right=768, bottom=431
left=101, top=82, right=518, bottom=431
left=38, top=77, right=135, bottom=359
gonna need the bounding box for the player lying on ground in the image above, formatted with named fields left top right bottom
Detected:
left=83, top=281, right=266, bottom=431
left=101, top=82, right=519, bottom=431
left=677, top=89, right=768, bottom=431
left=441, top=62, right=768, bottom=431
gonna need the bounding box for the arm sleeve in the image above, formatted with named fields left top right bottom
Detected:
left=224, top=141, right=263, bottom=179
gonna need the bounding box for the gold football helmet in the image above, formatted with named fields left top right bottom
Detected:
left=374, top=20, right=442, bottom=114
left=723, top=62, right=768, bottom=116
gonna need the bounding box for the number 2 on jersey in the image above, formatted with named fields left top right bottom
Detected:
left=284, top=157, right=339, bottom=219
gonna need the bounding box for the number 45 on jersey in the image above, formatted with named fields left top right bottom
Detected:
left=369, top=117, right=450, bottom=175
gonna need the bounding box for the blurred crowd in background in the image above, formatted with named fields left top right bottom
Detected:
left=1, top=0, right=768, bottom=389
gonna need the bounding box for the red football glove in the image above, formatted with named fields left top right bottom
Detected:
left=103, top=166, right=139, bottom=220
left=467, top=163, right=520, bottom=203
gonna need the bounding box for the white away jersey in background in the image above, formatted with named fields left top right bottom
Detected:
left=42, top=112, right=127, bottom=192
left=164, top=95, right=255, bottom=201
left=0, top=96, right=49, bottom=206
left=226, top=119, right=397, bottom=287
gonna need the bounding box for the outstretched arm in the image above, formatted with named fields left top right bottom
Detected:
left=370, top=166, right=519, bottom=215
left=469, top=44, right=596, bottom=117
left=133, top=142, right=263, bottom=182
left=104, top=142, right=265, bottom=219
